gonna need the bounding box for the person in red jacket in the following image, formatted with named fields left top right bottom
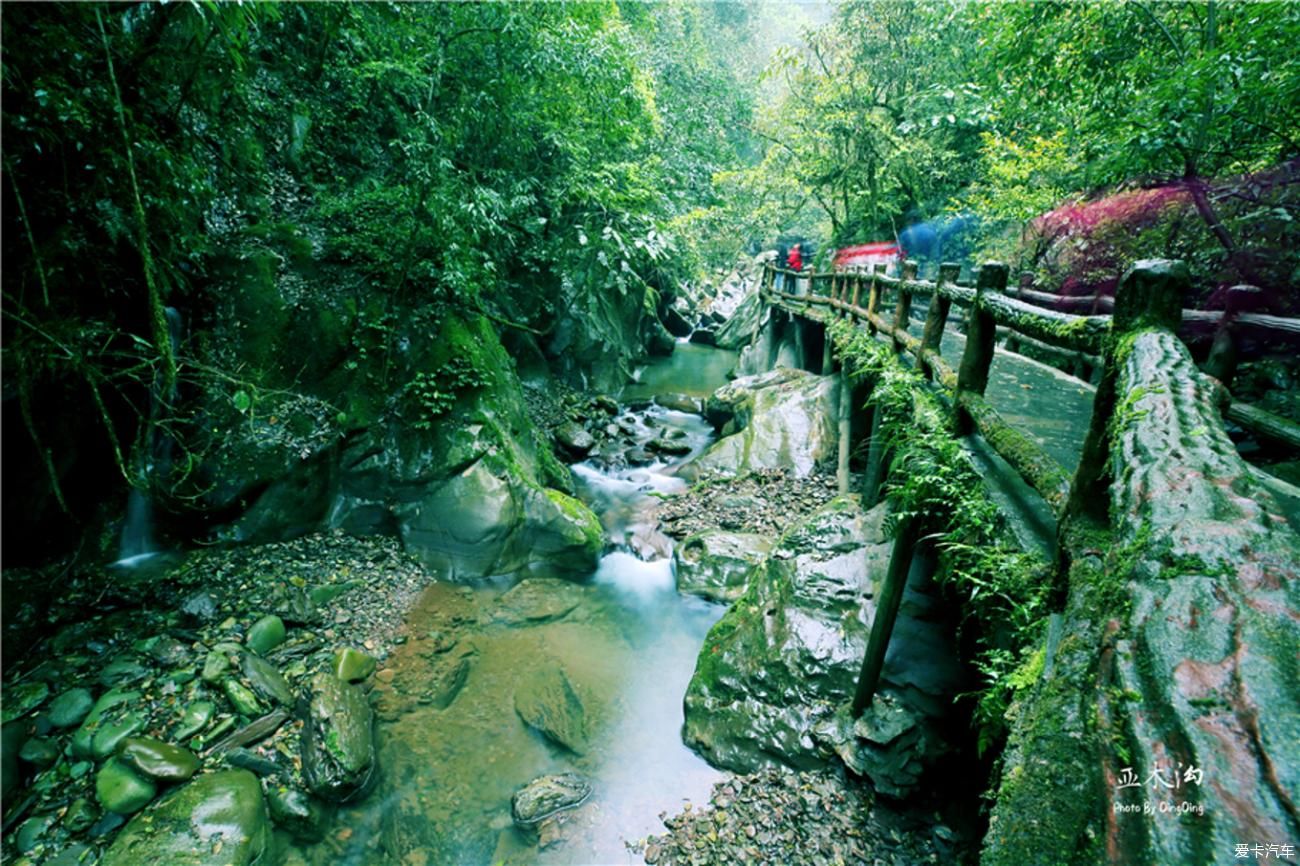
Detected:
left=786, top=242, right=803, bottom=272
left=784, top=243, right=804, bottom=294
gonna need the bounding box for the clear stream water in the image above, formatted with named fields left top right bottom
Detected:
left=289, top=353, right=733, bottom=866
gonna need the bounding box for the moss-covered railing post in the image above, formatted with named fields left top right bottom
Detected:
left=849, top=271, right=863, bottom=311
left=919, top=262, right=960, bottom=381
left=862, top=397, right=887, bottom=509
left=889, top=261, right=915, bottom=352
left=1066, top=260, right=1186, bottom=524
left=1201, top=283, right=1259, bottom=389
left=865, top=267, right=883, bottom=335
left=851, top=515, right=921, bottom=717
left=954, top=262, right=1008, bottom=435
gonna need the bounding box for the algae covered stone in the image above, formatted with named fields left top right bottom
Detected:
left=95, top=757, right=157, bottom=815
left=246, top=614, right=286, bottom=655
left=301, top=672, right=376, bottom=802
left=331, top=647, right=377, bottom=684
left=102, top=769, right=270, bottom=866
left=47, top=687, right=95, bottom=729
left=118, top=737, right=200, bottom=782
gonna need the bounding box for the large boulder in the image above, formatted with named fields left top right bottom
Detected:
left=102, top=769, right=270, bottom=866
left=329, top=315, right=603, bottom=582
left=673, top=531, right=773, bottom=603
left=688, top=369, right=839, bottom=479
left=683, top=499, right=961, bottom=794
left=301, top=672, right=376, bottom=802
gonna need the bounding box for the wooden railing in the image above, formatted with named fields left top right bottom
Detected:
left=759, top=256, right=1300, bottom=722
left=760, top=261, right=1300, bottom=468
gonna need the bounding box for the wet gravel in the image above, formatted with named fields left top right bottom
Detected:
left=657, top=467, right=852, bottom=540
left=0, top=532, right=436, bottom=865
left=633, top=766, right=964, bottom=866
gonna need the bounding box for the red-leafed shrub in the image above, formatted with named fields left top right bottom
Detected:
left=1022, top=160, right=1300, bottom=315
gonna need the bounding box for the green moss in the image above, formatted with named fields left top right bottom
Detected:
left=544, top=488, right=604, bottom=555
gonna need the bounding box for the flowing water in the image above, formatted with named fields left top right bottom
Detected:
left=292, top=350, right=737, bottom=866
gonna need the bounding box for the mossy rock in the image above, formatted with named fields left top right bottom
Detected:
left=102, top=769, right=270, bottom=866
left=301, top=672, right=376, bottom=802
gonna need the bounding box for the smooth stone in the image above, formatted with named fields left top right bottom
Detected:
left=42, top=844, right=95, bottom=866
left=246, top=615, right=286, bottom=656
left=102, top=769, right=270, bottom=866
left=223, top=679, right=264, bottom=716
left=225, top=746, right=283, bottom=777
left=91, top=711, right=147, bottom=761
left=301, top=672, right=375, bottom=802
left=63, top=797, right=99, bottom=833
left=16, top=812, right=57, bottom=853
left=118, top=737, right=200, bottom=782
left=511, top=772, right=592, bottom=830
left=202, top=650, right=231, bottom=682
left=241, top=653, right=294, bottom=705
left=97, top=657, right=150, bottom=688
left=95, top=758, right=157, bottom=815
left=174, top=701, right=215, bottom=740
left=18, top=737, right=59, bottom=768
left=331, top=648, right=377, bottom=684
left=47, top=687, right=95, bottom=729
left=3, top=682, right=49, bottom=723
left=266, top=784, right=327, bottom=842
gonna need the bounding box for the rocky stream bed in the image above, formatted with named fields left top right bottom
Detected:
left=3, top=347, right=975, bottom=866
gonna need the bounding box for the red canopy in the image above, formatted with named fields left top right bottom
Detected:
left=834, top=242, right=901, bottom=268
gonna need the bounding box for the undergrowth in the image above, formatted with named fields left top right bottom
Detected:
left=828, top=317, right=1054, bottom=754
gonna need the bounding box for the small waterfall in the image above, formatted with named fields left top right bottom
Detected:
left=115, top=307, right=182, bottom=566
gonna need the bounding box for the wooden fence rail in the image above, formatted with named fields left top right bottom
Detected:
left=762, top=261, right=1300, bottom=453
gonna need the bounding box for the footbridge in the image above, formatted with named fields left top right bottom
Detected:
left=751, top=258, right=1300, bottom=864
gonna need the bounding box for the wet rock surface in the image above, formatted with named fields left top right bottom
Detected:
left=0, top=532, right=426, bottom=864
left=102, top=769, right=270, bottom=866
left=657, top=468, right=847, bottom=540
left=673, top=530, right=773, bottom=603
left=636, top=767, right=964, bottom=866
left=511, top=771, right=593, bottom=830
left=301, top=672, right=376, bottom=802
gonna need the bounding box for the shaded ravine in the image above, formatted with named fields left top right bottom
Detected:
left=288, top=369, right=734, bottom=866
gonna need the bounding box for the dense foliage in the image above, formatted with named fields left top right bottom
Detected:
left=1, top=1, right=767, bottom=553
left=745, top=0, right=1300, bottom=285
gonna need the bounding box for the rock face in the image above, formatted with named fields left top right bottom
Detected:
left=102, top=769, right=270, bottom=866
left=683, top=499, right=960, bottom=796
left=673, top=531, right=773, bottom=603
left=198, top=307, right=603, bottom=584
left=514, top=661, right=590, bottom=755
left=688, top=369, right=839, bottom=479
left=511, top=772, right=592, bottom=830
left=713, top=290, right=764, bottom=350
left=301, top=672, right=376, bottom=802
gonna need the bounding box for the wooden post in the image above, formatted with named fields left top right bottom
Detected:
left=822, top=326, right=835, bottom=375
left=862, top=401, right=887, bottom=508
left=890, top=262, right=915, bottom=351
left=954, top=262, right=1008, bottom=434
left=1066, top=260, right=1187, bottom=524
left=849, top=273, right=863, bottom=310
left=1202, top=285, right=1259, bottom=389
left=865, top=269, right=882, bottom=334
left=919, top=262, right=960, bottom=380
left=836, top=368, right=853, bottom=494
left=851, top=515, right=921, bottom=717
